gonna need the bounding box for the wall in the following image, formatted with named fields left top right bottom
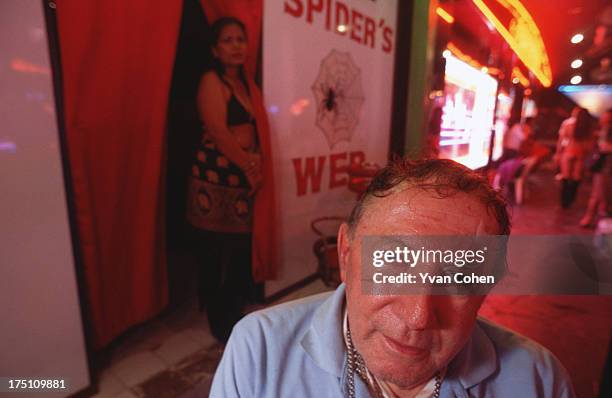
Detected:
left=0, top=1, right=90, bottom=396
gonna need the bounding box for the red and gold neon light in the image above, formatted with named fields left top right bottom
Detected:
left=436, top=7, right=455, bottom=24
left=511, top=66, right=530, bottom=87
left=472, top=0, right=552, bottom=87
left=446, top=42, right=501, bottom=76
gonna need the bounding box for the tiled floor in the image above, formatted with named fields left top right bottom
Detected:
left=91, top=165, right=611, bottom=398
left=91, top=277, right=332, bottom=398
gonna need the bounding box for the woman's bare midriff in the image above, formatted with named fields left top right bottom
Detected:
left=230, top=123, right=257, bottom=152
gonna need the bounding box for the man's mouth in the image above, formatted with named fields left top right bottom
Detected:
left=381, top=334, right=430, bottom=358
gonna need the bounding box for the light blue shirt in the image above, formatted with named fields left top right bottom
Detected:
left=211, top=285, right=575, bottom=397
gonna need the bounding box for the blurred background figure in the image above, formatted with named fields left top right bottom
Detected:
left=554, top=106, right=581, bottom=179
left=580, top=108, right=612, bottom=226
left=186, top=17, right=264, bottom=343
left=499, top=117, right=534, bottom=164
left=493, top=117, right=551, bottom=204
left=555, top=107, right=593, bottom=208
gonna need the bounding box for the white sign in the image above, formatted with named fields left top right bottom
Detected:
left=263, top=0, right=397, bottom=294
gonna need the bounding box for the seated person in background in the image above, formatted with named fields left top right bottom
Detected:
left=499, top=117, right=534, bottom=164
left=494, top=134, right=551, bottom=204
left=492, top=157, right=525, bottom=198
left=211, top=159, right=574, bottom=398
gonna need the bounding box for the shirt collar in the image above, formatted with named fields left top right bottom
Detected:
left=300, top=284, right=499, bottom=391
left=447, top=319, right=498, bottom=389
left=300, top=284, right=347, bottom=377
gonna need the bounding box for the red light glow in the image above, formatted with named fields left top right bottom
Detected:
left=289, top=98, right=310, bottom=116
left=10, top=58, right=50, bottom=75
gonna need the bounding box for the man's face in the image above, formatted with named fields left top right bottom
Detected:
left=337, top=187, right=500, bottom=388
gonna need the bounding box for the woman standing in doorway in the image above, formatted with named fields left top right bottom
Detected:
left=186, top=17, right=269, bottom=342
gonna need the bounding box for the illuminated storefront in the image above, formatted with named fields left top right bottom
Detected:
left=431, top=0, right=556, bottom=169
left=492, top=92, right=513, bottom=161
left=439, top=54, right=498, bottom=169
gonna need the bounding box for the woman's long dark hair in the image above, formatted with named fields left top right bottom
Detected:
left=573, top=108, right=592, bottom=141
left=209, top=17, right=249, bottom=91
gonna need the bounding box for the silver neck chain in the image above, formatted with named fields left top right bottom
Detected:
left=345, top=327, right=442, bottom=398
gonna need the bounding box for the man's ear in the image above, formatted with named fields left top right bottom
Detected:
left=337, top=223, right=351, bottom=283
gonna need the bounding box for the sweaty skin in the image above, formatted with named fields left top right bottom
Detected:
left=337, top=186, right=500, bottom=397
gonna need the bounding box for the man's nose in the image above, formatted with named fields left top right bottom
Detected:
left=390, top=295, right=437, bottom=331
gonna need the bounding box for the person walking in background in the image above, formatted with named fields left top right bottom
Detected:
left=186, top=17, right=270, bottom=342
left=555, top=108, right=593, bottom=209
left=580, top=108, right=612, bottom=227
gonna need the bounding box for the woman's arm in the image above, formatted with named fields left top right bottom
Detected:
left=198, top=72, right=258, bottom=171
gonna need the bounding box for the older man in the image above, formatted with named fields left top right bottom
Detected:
left=210, top=159, right=574, bottom=397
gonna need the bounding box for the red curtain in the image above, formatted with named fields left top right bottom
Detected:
left=56, top=1, right=183, bottom=348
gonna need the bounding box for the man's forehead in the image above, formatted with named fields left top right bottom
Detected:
left=356, top=187, right=499, bottom=235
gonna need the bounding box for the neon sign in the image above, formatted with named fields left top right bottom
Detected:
left=436, top=7, right=454, bottom=24
left=472, top=0, right=552, bottom=87
left=511, top=66, right=530, bottom=87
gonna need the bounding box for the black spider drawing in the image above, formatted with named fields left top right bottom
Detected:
left=324, top=87, right=336, bottom=111
left=320, top=84, right=343, bottom=114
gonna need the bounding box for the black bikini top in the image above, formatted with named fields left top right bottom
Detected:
left=227, top=93, right=255, bottom=127
left=217, top=72, right=255, bottom=127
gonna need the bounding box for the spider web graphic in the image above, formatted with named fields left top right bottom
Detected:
left=312, top=50, right=365, bottom=149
